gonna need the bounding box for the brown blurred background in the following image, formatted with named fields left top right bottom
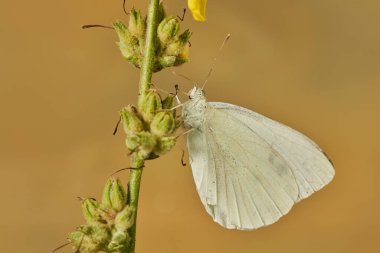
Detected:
left=1, top=0, right=379, bottom=252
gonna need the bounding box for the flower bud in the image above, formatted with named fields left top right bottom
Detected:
left=121, top=105, right=144, bottom=135
left=137, top=131, right=157, bottom=153
left=165, top=30, right=192, bottom=56
left=162, top=94, right=178, bottom=120
left=157, top=2, right=166, bottom=23
left=115, top=206, right=135, bottom=231
left=128, top=8, right=146, bottom=38
left=175, top=39, right=190, bottom=65
left=150, top=112, right=175, bottom=137
left=110, top=178, right=127, bottom=212
left=179, top=29, right=192, bottom=44
left=114, top=20, right=129, bottom=44
left=101, top=178, right=113, bottom=209
left=158, top=17, right=180, bottom=44
left=101, top=178, right=127, bottom=212
left=157, top=56, right=176, bottom=69
left=125, top=135, right=140, bottom=151
left=81, top=198, right=100, bottom=223
left=153, top=10, right=192, bottom=71
left=155, top=136, right=177, bottom=155
left=68, top=224, right=110, bottom=253
left=114, top=21, right=141, bottom=68
left=139, top=89, right=162, bottom=122
left=162, top=94, right=175, bottom=109
left=107, top=230, right=129, bottom=252
left=68, top=230, right=84, bottom=250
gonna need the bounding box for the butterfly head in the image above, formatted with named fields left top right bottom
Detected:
left=188, top=86, right=205, bottom=99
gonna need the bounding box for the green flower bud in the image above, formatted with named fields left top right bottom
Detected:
left=139, top=89, right=162, bottom=122
left=156, top=29, right=191, bottom=69
left=162, top=94, right=175, bottom=109
left=158, top=56, right=176, bottom=69
left=129, top=8, right=146, bottom=38
left=110, top=178, right=127, bottom=212
left=138, top=131, right=157, bottom=153
left=157, top=2, right=166, bottom=23
left=68, top=230, right=84, bottom=250
left=158, top=17, right=180, bottom=44
left=179, top=29, right=192, bottom=44
left=108, top=230, right=130, bottom=252
left=101, top=178, right=127, bottom=212
left=121, top=105, right=144, bottom=135
left=101, top=178, right=113, bottom=209
left=150, top=112, right=175, bottom=137
left=115, top=206, right=135, bottom=231
left=68, top=224, right=111, bottom=253
left=175, top=42, right=190, bottom=66
left=155, top=136, right=177, bottom=155
left=162, top=94, right=177, bottom=120
left=125, top=135, right=140, bottom=151
left=81, top=198, right=100, bottom=223
left=114, top=20, right=141, bottom=68
left=114, top=20, right=129, bottom=43
left=165, top=29, right=191, bottom=56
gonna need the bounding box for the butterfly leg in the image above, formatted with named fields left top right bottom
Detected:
left=156, top=103, right=185, bottom=113
left=151, top=83, right=183, bottom=108
left=176, top=128, right=195, bottom=139
left=150, top=83, right=173, bottom=95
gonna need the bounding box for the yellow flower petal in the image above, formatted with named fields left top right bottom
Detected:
left=188, top=0, right=207, bottom=22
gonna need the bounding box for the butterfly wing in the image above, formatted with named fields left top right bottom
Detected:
left=187, top=105, right=301, bottom=230
left=209, top=102, right=335, bottom=202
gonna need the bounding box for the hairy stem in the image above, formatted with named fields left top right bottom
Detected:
left=126, top=168, right=143, bottom=253
left=127, top=0, right=160, bottom=252
left=138, top=0, right=160, bottom=107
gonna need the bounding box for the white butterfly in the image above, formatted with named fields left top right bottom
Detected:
left=181, top=86, right=335, bottom=230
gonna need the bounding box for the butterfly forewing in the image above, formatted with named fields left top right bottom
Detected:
left=209, top=102, right=335, bottom=202
left=187, top=106, right=300, bottom=230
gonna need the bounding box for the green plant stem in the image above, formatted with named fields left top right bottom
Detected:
left=126, top=168, right=143, bottom=253
left=127, top=1, right=160, bottom=253
left=138, top=0, right=160, bottom=107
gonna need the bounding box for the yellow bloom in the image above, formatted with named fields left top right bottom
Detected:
left=188, top=0, right=207, bottom=22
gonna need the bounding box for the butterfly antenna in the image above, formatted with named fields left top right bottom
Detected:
left=151, top=83, right=172, bottom=95
left=82, top=24, right=114, bottom=30
left=172, top=71, right=197, bottom=85
left=201, top=34, right=231, bottom=89
left=172, top=71, right=198, bottom=96
left=51, top=242, right=71, bottom=253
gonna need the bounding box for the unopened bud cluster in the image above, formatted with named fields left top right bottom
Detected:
left=68, top=178, right=134, bottom=253
left=122, top=89, right=180, bottom=168
left=114, top=5, right=191, bottom=72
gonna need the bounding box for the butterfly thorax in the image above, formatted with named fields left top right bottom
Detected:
left=182, top=87, right=208, bottom=130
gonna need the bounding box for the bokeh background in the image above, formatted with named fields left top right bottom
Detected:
left=1, top=0, right=379, bottom=252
